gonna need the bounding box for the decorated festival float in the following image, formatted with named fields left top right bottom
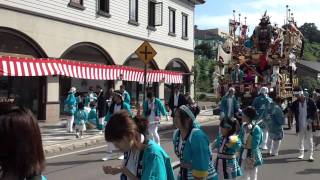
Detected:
left=213, top=8, right=303, bottom=107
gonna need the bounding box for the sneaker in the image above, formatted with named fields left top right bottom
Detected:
left=308, top=155, right=314, bottom=162
left=298, top=153, right=304, bottom=159
left=118, top=154, right=124, bottom=160
left=271, top=153, right=278, bottom=156
left=99, top=131, right=103, bottom=135
left=102, top=154, right=113, bottom=161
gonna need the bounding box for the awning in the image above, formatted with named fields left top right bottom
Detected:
left=0, top=56, right=183, bottom=84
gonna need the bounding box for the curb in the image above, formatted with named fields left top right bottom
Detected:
left=44, top=116, right=219, bottom=155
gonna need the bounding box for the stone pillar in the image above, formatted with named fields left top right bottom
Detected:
left=114, top=80, right=123, bottom=90
left=190, top=74, right=195, bottom=99
left=159, top=82, right=165, bottom=102
left=46, top=76, right=60, bottom=122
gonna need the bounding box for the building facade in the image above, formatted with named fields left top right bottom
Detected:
left=296, top=60, right=320, bottom=82
left=0, top=0, right=205, bottom=121
left=194, top=26, right=226, bottom=60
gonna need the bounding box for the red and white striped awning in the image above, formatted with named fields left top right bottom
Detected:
left=0, top=56, right=183, bottom=84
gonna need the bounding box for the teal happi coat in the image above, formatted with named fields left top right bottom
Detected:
left=74, top=109, right=88, bottom=126
left=252, top=94, right=272, bottom=128
left=214, top=135, right=242, bottom=179
left=267, top=103, right=285, bottom=140
left=220, top=95, right=240, bottom=119
left=231, top=69, right=244, bottom=83
left=239, top=123, right=263, bottom=167
left=173, top=128, right=218, bottom=180
left=143, top=98, right=167, bottom=120
left=64, top=92, right=77, bottom=115
left=123, top=90, right=131, bottom=108
left=105, top=102, right=132, bottom=122
left=88, top=108, right=99, bottom=126
left=141, top=140, right=175, bottom=180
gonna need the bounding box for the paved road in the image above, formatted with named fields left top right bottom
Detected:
left=44, top=121, right=320, bottom=180
left=44, top=121, right=219, bottom=180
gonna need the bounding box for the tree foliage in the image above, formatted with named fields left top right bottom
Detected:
left=299, top=23, right=320, bottom=43
left=194, top=58, right=216, bottom=93
left=299, top=23, right=320, bottom=61
left=299, top=76, right=320, bottom=93
left=195, top=43, right=215, bottom=60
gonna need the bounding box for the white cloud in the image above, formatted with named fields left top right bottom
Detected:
left=195, top=1, right=320, bottom=32
left=245, top=0, right=320, bottom=9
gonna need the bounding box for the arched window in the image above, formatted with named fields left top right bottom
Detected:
left=0, top=27, right=47, bottom=119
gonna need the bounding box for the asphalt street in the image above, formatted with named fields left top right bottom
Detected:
left=44, top=120, right=320, bottom=180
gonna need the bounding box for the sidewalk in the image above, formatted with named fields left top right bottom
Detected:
left=41, top=112, right=219, bottom=155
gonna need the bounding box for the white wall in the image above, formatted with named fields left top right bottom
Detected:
left=0, top=0, right=195, bottom=50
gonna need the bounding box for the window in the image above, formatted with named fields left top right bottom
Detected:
left=68, top=0, right=85, bottom=10
left=129, top=0, right=139, bottom=25
left=182, top=13, right=188, bottom=39
left=148, top=0, right=162, bottom=31
left=169, top=7, right=176, bottom=36
left=97, top=0, right=110, bottom=17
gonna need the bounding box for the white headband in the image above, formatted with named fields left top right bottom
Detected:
left=179, top=105, right=196, bottom=122
left=293, top=91, right=304, bottom=96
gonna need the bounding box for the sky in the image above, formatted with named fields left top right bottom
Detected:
left=195, top=0, right=320, bottom=33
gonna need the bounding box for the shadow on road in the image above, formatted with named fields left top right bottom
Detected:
left=263, top=157, right=304, bottom=164
left=296, top=168, right=320, bottom=175
left=47, top=159, right=103, bottom=166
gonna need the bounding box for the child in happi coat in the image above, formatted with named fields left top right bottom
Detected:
left=239, top=106, right=263, bottom=180
left=173, top=105, right=218, bottom=180
left=74, top=102, right=88, bottom=138
left=87, top=102, right=99, bottom=131
left=214, top=118, right=242, bottom=180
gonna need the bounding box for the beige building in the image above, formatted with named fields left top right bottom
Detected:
left=0, top=0, right=205, bottom=121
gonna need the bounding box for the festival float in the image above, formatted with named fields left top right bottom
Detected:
left=213, top=7, right=303, bottom=107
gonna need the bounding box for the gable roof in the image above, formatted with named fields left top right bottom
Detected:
left=297, top=60, right=320, bottom=72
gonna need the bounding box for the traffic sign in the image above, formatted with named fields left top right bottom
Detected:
left=135, top=41, right=157, bottom=64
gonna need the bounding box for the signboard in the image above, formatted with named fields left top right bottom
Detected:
left=155, top=2, right=163, bottom=26
left=135, top=41, right=157, bottom=64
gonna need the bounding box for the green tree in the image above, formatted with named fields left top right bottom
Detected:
left=299, top=76, right=320, bottom=93
left=299, top=23, right=320, bottom=43
left=195, top=43, right=214, bottom=59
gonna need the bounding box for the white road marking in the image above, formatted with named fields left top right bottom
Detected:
left=46, top=120, right=218, bottom=160
left=46, top=145, right=107, bottom=160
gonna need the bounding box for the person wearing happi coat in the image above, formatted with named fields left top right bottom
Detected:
left=173, top=105, right=218, bottom=180
left=64, top=87, right=78, bottom=133
left=213, top=118, right=242, bottom=180
left=231, top=64, right=244, bottom=83
left=220, top=87, right=241, bottom=120
left=102, top=90, right=132, bottom=161
left=291, top=87, right=318, bottom=162
left=84, top=86, right=98, bottom=112
left=239, top=107, right=263, bottom=180
left=252, top=86, right=272, bottom=150
left=120, top=85, right=131, bottom=109
left=143, top=91, right=168, bottom=145
left=74, top=102, right=88, bottom=138
left=266, top=97, right=285, bottom=156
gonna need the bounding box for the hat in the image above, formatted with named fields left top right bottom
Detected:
left=69, top=87, right=76, bottom=93
left=259, top=87, right=269, bottom=95
left=293, top=87, right=304, bottom=96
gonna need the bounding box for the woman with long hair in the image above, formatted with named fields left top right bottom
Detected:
left=0, top=102, right=46, bottom=180
left=102, top=111, right=175, bottom=180
left=173, top=105, right=218, bottom=180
